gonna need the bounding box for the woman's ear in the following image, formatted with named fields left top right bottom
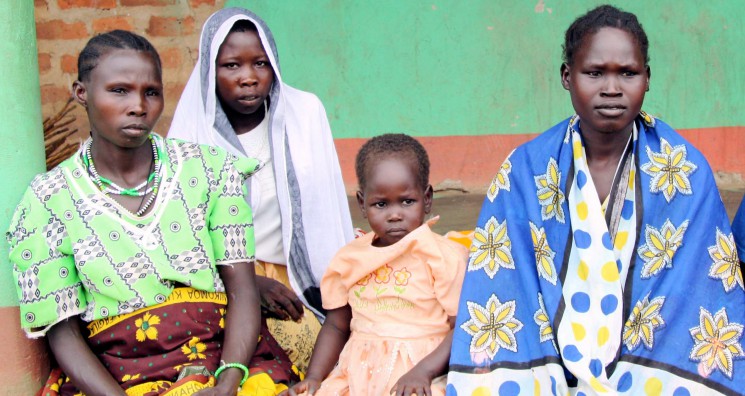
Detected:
left=72, top=81, right=87, bottom=109
left=423, top=184, right=433, bottom=214
left=645, top=65, right=651, bottom=92
left=356, top=190, right=367, bottom=219
left=560, top=63, right=571, bottom=91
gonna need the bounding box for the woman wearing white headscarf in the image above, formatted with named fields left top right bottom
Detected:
left=169, top=7, right=354, bottom=372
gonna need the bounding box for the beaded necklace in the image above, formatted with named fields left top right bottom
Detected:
left=83, top=135, right=163, bottom=216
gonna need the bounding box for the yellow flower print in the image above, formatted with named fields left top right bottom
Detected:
left=181, top=336, right=207, bottom=361
left=135, top=312, right=160, bottom=342
left=469, top=216, right=514, bottom=279
left=640, top=138, right=697, bottom=203
left=533, top=293, right=555, bottom=347
left=638, top=219, right=689, bottom=278
left=707, top=228, right=744, bottom=293
left=530, top=222, right=556, bottom=285
left=487, top=156, right=513, bottom=202
left=623, top=294, right=666, bottom=351
left=689, top=307, right=744, bottom=379
left=534, top=158, right=566, bottom=223
left=356, top=273, right=372, bottom=286
left=121, top=373, right=141, bottom=382
left=374, top=264, right=393, bottom=284
left=393, top=268, right=411, bottom=286
left=219, top=308, right=226, bottom=329
left=460, top=294, right=523, bottom=359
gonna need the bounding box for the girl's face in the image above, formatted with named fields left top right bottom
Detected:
left=561, top=27, right=649, bottom=138
left=73, top=49, right=163, bottom=148
left=215, top=30, right=275, bottom=119
left=356, top=156, right=433, bottom=247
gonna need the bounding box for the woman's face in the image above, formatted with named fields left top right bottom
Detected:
left=215, top=29, right=275, bottom=119
left=561, top=27, right=649, bottom=139
left=74, top=49, right=164, bottom=149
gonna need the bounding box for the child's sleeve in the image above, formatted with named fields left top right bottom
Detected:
left=429, top=236, right=468, bottom=316
left=208, top=153, right=260, bottom=266
left=6, top=188, right=87, bottom=338
left=320, top=253, right=352, bottom=311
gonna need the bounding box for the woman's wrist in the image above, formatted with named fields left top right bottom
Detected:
left=214, top=367, right=243, bottom=391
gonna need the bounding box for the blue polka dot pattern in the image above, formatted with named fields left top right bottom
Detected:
left=571, top=292, right=591, bottom=313
left=616, top=259, right=623, bottom=273
left=601, top=232, right=613, bottom=249
left=617, top=372, right=633, bottom=392
left=446, top=384, right=457, bottom=396
left=499, top=381, right=521, bottom=396
left=574, top=230, right=592, bottom=249
left=589, top=358, right=603, bottom=377
left=600, top=294, right=618, bottom=315
left=577, top=170, right=587, bottom=189
left=550, top=376, right=557, bottom=395
left=621, top=199, right=634, bottom=219
left=563, top=344, right=583, bottom=362
left=672, top=387, right=691, bottom=396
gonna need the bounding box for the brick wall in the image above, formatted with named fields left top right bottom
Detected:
left=34, top=0, right=225, bottom=142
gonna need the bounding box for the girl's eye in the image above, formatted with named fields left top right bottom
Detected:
left=111, top=88, right=126, bottom=94
left=621, top=71, right=638, bottom=77
left=402, top=199, right=415, bottom=206
left=373, top=202, right=386, bottom=209
left=146, top=89, right=161, bottom=97
left=256, top=61, right=269, bottom=67
left=585, top=71, right=601, bottom=77
left=223, top=62, right=239, bottom=69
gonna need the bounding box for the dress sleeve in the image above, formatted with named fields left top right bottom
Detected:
left=6, top=187, right=86, bottom=338
left=208, top=154, right=260, bottom=265
left=429, top=236, right=468, bottom=316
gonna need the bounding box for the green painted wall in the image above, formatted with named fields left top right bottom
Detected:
left=0, top=2, right=46, bottom=307
left=227, top=0, right=744, bottom=138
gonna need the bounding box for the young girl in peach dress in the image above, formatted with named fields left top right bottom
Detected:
left=285, top=134, right=467, bottom=396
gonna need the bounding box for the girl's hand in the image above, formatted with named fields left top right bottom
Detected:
left=255, top=275, right=305, bottom=321
left=280, top=377, right=322, bottom=395
left=390, top=366, right=433, bottom=396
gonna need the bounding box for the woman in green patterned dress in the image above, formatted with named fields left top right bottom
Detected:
left=6, top=30, right=299, bottom=396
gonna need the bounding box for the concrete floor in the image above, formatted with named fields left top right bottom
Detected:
left=348, top=187, right=745, bottom=234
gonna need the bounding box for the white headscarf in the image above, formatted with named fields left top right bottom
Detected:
left=169, top=7, right=354, bottom=318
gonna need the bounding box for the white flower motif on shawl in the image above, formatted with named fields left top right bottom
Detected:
left=637, top=219, right=689, bottom=279
left=533, top=293, right=555, bottom=346
left=689, top=307, right=744, bottom=379
left=530, top=222, right=557, bottom=285
left=468, top=216, right=513, bottom=279
left=622, top=294, right=666, bottom=351
left=640, top=138, right=697, bottom=203
left=534, top=158, right=565, bottom=223
left=707, top=228, right=744, bottom=292
left=461, top=294, right=524, bottom=359
left=487, top=156, right=512, bottom=202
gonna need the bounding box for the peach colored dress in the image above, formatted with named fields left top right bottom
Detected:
left=318, top=222, right=467, bottom=396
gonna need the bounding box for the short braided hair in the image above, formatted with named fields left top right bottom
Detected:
left=563, top=5, right=649, bottom=66
left=77, top=30, right=162, bottom=82
left=355, top=133, right=430, bottom=191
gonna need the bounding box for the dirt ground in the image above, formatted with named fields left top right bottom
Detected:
left=348, top=187, right=745, bottom=234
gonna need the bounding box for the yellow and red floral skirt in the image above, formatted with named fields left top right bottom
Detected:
left=40, top=287, right=301, bottom=396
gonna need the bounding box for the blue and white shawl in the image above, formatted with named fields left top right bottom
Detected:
left=447, top=114, right=745, bottom=395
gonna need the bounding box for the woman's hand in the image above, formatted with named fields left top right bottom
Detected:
left=192, top=382, right=238, bottom=396
left=390, top=366, right=434, bottom=396
left=280, top=376, right=322, bottom=395
left=255, top=275, right=305, bottom=321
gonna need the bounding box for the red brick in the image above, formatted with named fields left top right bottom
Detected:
left=40, top=84, right=73, bottom=103
left=61, top=55, right=77, bottom=74
left=121, top=0, right=176, bottom=5
left=189, top=0, right=215, bottom=6
left=92, top=16, right=133, bottom=33
left=38, top=53, right=52, bottom=73
left=57, top=0, right=116, bottom=9
left=159, top=47, right=183, bottom=69
left=147, top=16, right=195, bottom=37
left=34, top=0, right=48, bottom=7
left=36, top=20, right=88, bottom=40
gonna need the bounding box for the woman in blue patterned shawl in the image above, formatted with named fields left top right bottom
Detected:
left=447, top=5, right=745, bottom=395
